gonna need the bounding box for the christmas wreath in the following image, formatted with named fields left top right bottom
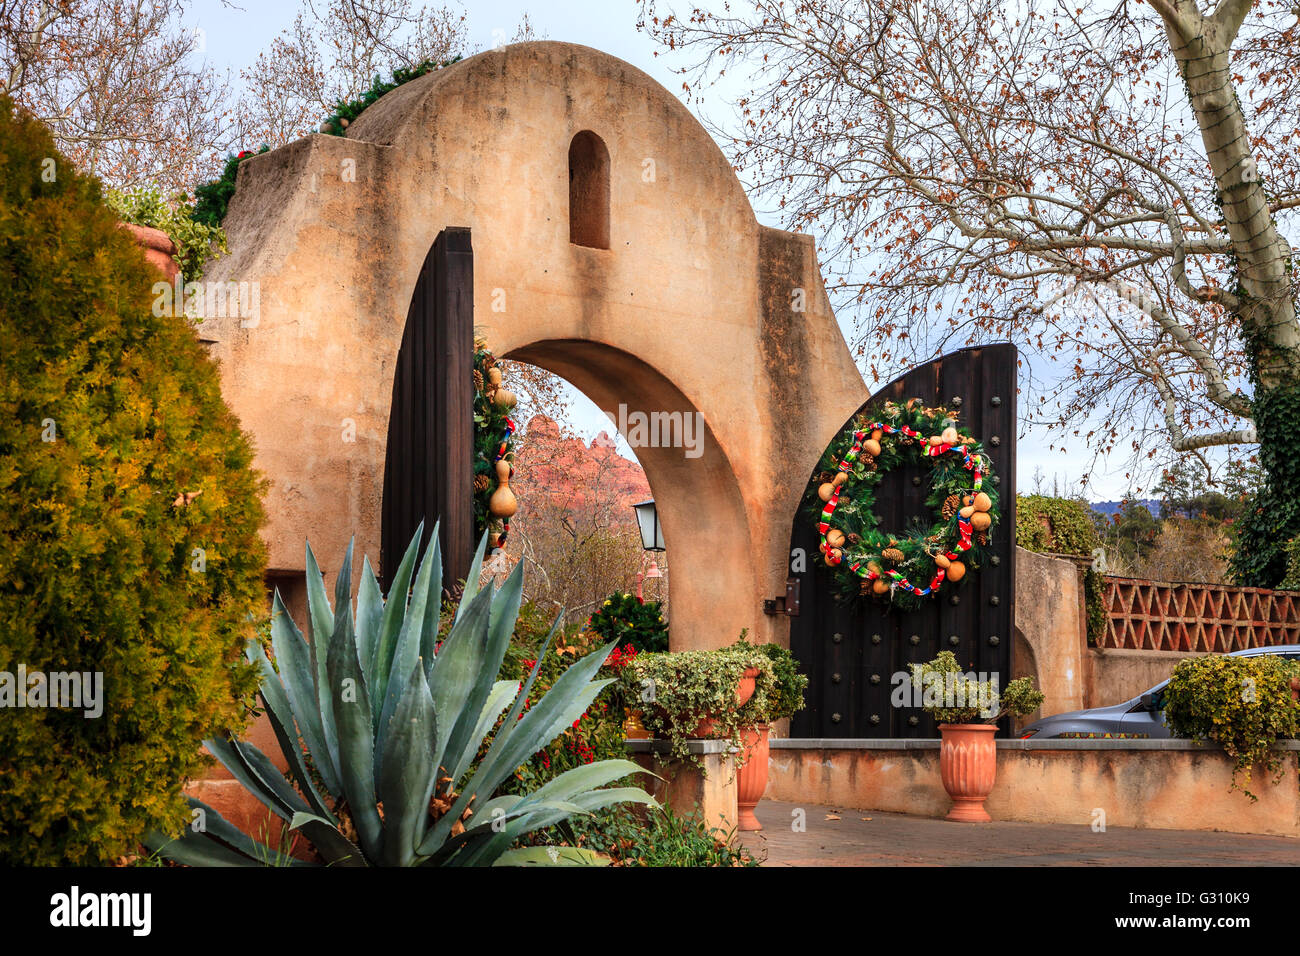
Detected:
left=473, top=339, right=518, bottom=548
left=805, top=398, right=1000, bottom=608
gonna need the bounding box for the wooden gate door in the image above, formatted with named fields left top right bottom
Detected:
left=788, top=344, right=1018, bottom=737
left=380, top=227, right=474, bottom=593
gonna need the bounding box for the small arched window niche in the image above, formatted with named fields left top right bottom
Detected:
left=568, top=130, right=610, bottom=249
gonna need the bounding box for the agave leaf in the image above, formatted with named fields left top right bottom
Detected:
left=453, top=532, right=490, bottom=623
left=378, top=661, right=439, bottom=866
left=270, top=590, right=341, bottom=795
left=203, top=736, right=297, bottom=822
left=440, top=560, right=523, bottom=783
left=246, top=639, right=337, bottom=822
left=148, top=798, right=316, bottom=867
left=309, top=538, right=354, bottom=783
left=442, top=786, right=654, bottom=867
left=354, top=556, right=384, bottom=687
left=492, top=846, right=611, bottom=867
left=418, top=632, right=609, bottom=856
left=232, top=740, right=315, bottom=819
left=376, top=533, right=440, bottom=756
left=426, top=582, right=494, bottom=777
left=446, top=679, right=519, bottom=786
left=417, top=520, right=442, bottom=681
left=288, top=812, right=368, bottom=867
left=513, top=759, right=647, bottom=811
left=369, top=523, right=423, bottom=720
left=325, top=588, right=383, bottom=855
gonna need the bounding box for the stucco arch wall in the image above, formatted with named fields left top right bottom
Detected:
left=201, top=41, right=869, bottom=650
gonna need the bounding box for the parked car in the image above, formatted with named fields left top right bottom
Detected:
left=1019, top=645, right=1300, bottom=739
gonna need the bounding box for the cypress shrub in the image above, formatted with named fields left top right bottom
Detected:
left=0, top=99, right=267, bottom=864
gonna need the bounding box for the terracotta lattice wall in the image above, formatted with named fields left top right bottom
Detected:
left=1101, top=577, right=1300, bottom=652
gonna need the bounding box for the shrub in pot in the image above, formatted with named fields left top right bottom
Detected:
left=728, top=635, right=809, bottom=830
left=619, top=645, right=775, bottom=767
left=1163, top=652, right=1300, bottom=800
left=911, top=652, right=1043, bottom=822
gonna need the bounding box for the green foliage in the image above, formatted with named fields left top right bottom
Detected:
left=0, top=99, right=268, bottom=865
left=1163, top=653, right=1300, bottom=800
left=1015, top=494, right=1100, bottom=556
left=804, top=399, right=999, bottom=609
left=586, top=591, right=669, bottom=653
left=621, top=644, right=776, bottom=764
left=1230, top=378, right=1300, bottom=588
left=319, top=57, right=462, bottom=134
left=146, top=527, right=656, bottom=866
left=191, top=147, right=270, bottom=229
left=104, top=185, right=228, bottom=283
left=1279, top=536, right=1300, bottom=591
left=551, top=804, right=758, bottom=867
left=1083, top=568, right=1107, bottom=646
left=729, top=634, right=808, bottom=724
left=909, top=652, right=1044, bottom=724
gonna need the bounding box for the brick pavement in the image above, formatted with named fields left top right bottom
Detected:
left=739, top=801, right=1300, bottom=866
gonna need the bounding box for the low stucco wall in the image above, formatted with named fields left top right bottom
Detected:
left=766, top=739, right=1300, bottom=838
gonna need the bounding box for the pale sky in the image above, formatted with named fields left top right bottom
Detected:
left=188, top=0, right=1159, bottom=500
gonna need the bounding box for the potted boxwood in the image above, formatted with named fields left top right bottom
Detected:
left=911, top=652, right=1043, bottom=822
left=729, top=634, right=809, bottom=830
left=619, top=644, right=775, bottom=767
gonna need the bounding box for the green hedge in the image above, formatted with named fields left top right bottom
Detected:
left=1163, top=653, right=1300, bottom=800
left=1015, top=495, right=1100, bottom=556
left=0, top=99, right=268, bottom=864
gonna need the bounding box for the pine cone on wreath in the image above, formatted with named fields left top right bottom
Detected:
left=474, top=473, right=491, bottom=492
left=942, top=494, right=962, bottom=520
left=847, top=533, right=861, bottom=546
left=882, top=547, right=905, bottom=565
left=861, top=453, right=877, bottom=471
left=473, top=369, right=484, bottom=392
left=976, top=532, right=989, bottom=546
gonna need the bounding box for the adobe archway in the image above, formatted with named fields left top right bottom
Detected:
left=200, top=41, right=870, bottom=650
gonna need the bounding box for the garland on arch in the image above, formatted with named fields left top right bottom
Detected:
left=804, top=398, right=1001, bottom=609
left=473, top=339, right=519, bottom=549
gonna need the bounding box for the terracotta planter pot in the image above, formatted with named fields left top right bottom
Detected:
left=118, top=222, right=181, bottom=283
left=736, top=723, right=769, bottom=830
left=669, top=666, right=762, bottom=738
left=938, top=723, right=997, bottom=822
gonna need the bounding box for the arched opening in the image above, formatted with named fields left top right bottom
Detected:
left=568, top=130, right=610, bottom=249
left=502, top=338, right=758, bottom=651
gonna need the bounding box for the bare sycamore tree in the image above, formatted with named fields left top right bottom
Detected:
left=637, top=0, right=1300, bottom=584
left=235, top=0, right=470, bottom=147
left=1, top=0, right=231, bottom=192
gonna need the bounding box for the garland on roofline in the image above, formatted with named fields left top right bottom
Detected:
left=803, top=398, right=1000, bottom=611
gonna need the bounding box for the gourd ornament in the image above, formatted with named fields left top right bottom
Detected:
left=494, top=387, right=517, bottom=410
left=488, top=459, right=518, bottom=518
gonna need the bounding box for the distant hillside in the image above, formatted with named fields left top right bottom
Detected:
left=1089, top=499, right=1159, bottom=518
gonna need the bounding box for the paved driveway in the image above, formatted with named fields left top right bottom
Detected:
left=740, top=801, right=1300, bottom=866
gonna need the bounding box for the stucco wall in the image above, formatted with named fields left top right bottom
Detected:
left=199, top=41, right=870, bottom=651
left=1012, top=547, right=1088, bottom=717
left=766, top=741, right=1300, bottom=838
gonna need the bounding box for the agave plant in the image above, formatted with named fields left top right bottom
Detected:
left=146, top=523, right=655, bottom=866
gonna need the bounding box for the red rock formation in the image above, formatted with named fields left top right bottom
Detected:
left=513, top=414, right=649, bottom=520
